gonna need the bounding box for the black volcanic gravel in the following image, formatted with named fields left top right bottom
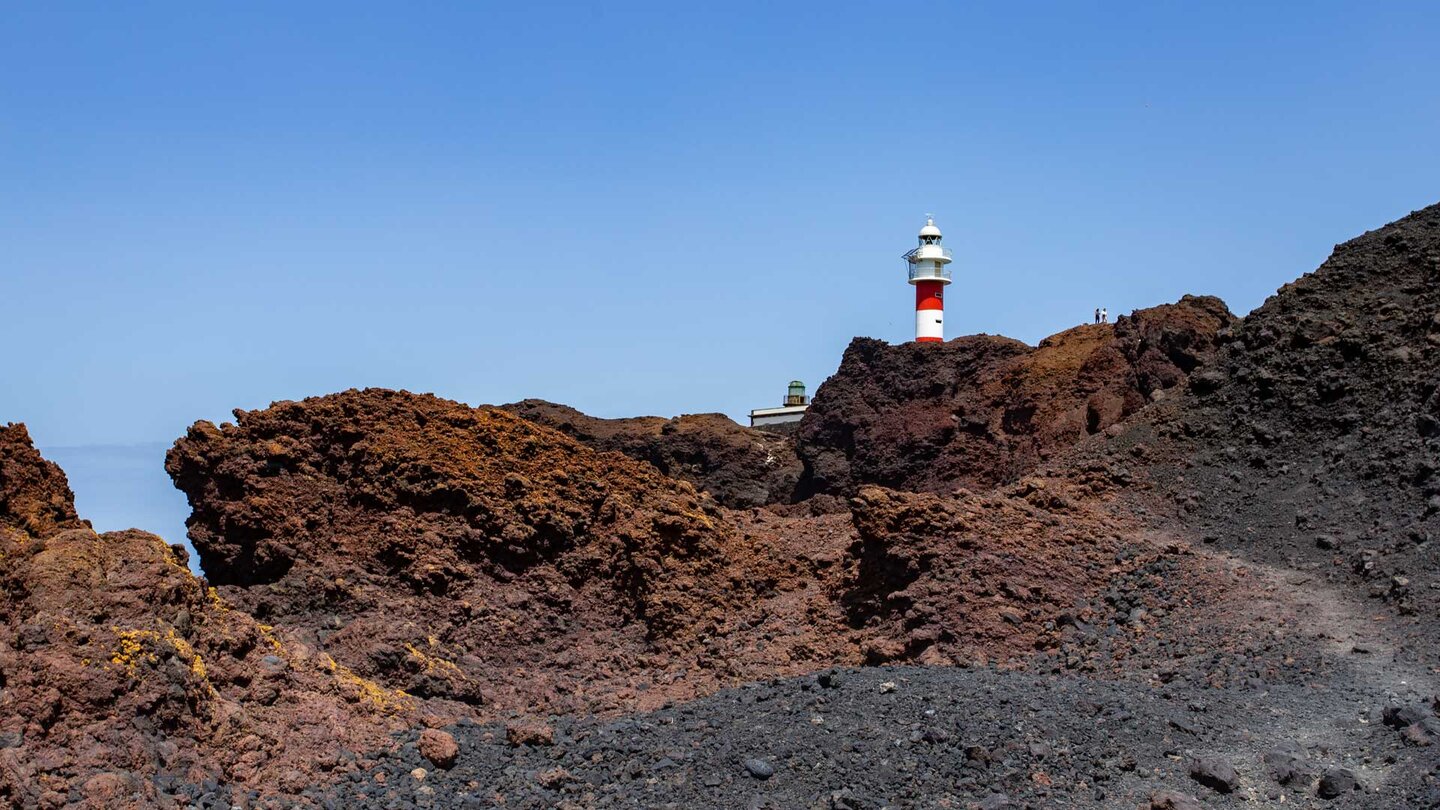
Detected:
left=322, top=665, right=1438, bottom=809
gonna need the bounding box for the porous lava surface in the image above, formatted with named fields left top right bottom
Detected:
left=0, top=426, right=407, bottom=809
left=845, top=482, right=1142, bottom=666
left=162, top=389, right=1250, bottom=732
left=165, top=390, right=857, bottom=718
left=0, top=423, right=85, bottom=540
left=1031, top=204, right=1440, bottom=642
left=796, top=295, right=1235, bottom=497
left=499, top=399, right=802, bottom=508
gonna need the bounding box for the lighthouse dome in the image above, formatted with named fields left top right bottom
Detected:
left=918, top=217, right=942, bottom=239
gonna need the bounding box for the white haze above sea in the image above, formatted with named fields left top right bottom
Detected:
left=38, top=443, right=200, bottom=575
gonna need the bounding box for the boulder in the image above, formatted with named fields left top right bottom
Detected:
left=418, top=728, right=459, bottom=769
left=1317, top=767, right=1358, bottom=799
left=505, top=717, right=555, bottom=747
left=1188, top=756, right=1239, bottom=793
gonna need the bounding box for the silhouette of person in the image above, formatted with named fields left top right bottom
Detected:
left=1094, top=307, right=1100, bottom=324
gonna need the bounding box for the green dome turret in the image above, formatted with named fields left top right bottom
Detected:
left=785, top=380, right=808, bottom=406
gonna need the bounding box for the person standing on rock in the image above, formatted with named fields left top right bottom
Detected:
left=1101, top=307, right=1108, bottom=323
left=1094, top=307, right=1100, bottom=324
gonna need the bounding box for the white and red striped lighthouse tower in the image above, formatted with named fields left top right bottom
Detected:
left=903, top=216, right=953, bottom=342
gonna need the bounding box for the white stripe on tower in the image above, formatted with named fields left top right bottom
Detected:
left=915, top=308, right=943, bottom=342
left=915, top=279, right=945, bottom=342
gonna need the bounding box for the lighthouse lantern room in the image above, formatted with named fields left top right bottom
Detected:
left=903, top=216, right=954, bottom=342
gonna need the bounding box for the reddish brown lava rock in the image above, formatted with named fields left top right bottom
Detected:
left=841, top=474, right=1301, bottom=684
left=0, top=424, right=405, bottom=808
left=165, top=389, right=851, bottom=717
left=0, top=308, right=1319, bottom=808
left=504, top=717, right=555, bottom=747
left=159, top=387, right=1267, bottom=727
left=417, top=728, right=459, bottom=768
left=796, top=296, right=1235, bottom=496
left=500, top=399, right=802, bottom=508
left=1, top=423, right=85, bottom=540
left=844, top=482, right=1129, bottom=664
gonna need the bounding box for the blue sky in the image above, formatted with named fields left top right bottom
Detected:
left=3, top=2, right=1439, bottom=558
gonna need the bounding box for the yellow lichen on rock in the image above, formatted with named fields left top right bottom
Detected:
left=319, top=653, right=413, bottom=712
left=404, top=639, right=463, bottom=678
left=110, top=628, right=160, bottom=676
left=206, top=586, right=231, bottom=612
left=107, top=626, right=217, bottom=696
left=165, top=628, right=209, bottom=681
left=257, top=623, right=285, bottom=653
left=152, top=535, right=187, bottom=571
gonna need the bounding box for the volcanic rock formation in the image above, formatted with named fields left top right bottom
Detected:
left=165, top=389, right=854, bottom=717
left=165, top=388, right=1242, bottom=726
left=795, top=295, right=1235, bottom=496
left=844, top=482, right=1133, bottom=664
left=500, top=399, right=802, bottom=508
left=1146, top=202, right=1440, bottom=620
left=0, top=423, right=85, bottom=540
left=0, top=425, right=404, bottom=808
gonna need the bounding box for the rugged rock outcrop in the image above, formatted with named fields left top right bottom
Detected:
left=0, top=426, right=404, bottom=808
left=795, top=296, right=1235, bottom=496
left=839, top=475, right=1296, bottom=687
left=500, top=400, right=802, bottom=508
left=844, top=483, right=1130, bottom=664
left=165, top=389, right=850, bottom=717
left=1183, top=202, right=1440, bottom=511
left=1139, top=202, right=1440, bottom=619
left=1, top=423, right=85, bottom=539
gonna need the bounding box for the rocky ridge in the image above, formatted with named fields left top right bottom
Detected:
left=1173, top=202, right=1440, bottom=604
left=164, top=390, right=856, bottom=717
left=796, top=296, right=1235, bottom=497
left=499, top=400, right=802, bottom=509
left=0, top=423, right=85, bottom=540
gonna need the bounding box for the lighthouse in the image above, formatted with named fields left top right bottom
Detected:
left=903, top=216, right=953, bottom=342
left=748, top=380, right=810, bottom=435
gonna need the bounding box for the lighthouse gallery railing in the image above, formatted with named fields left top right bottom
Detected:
left=903, top=246, right=953, bottom=282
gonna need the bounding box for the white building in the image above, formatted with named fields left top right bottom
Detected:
left=749, top=380, right=809, bottom=433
